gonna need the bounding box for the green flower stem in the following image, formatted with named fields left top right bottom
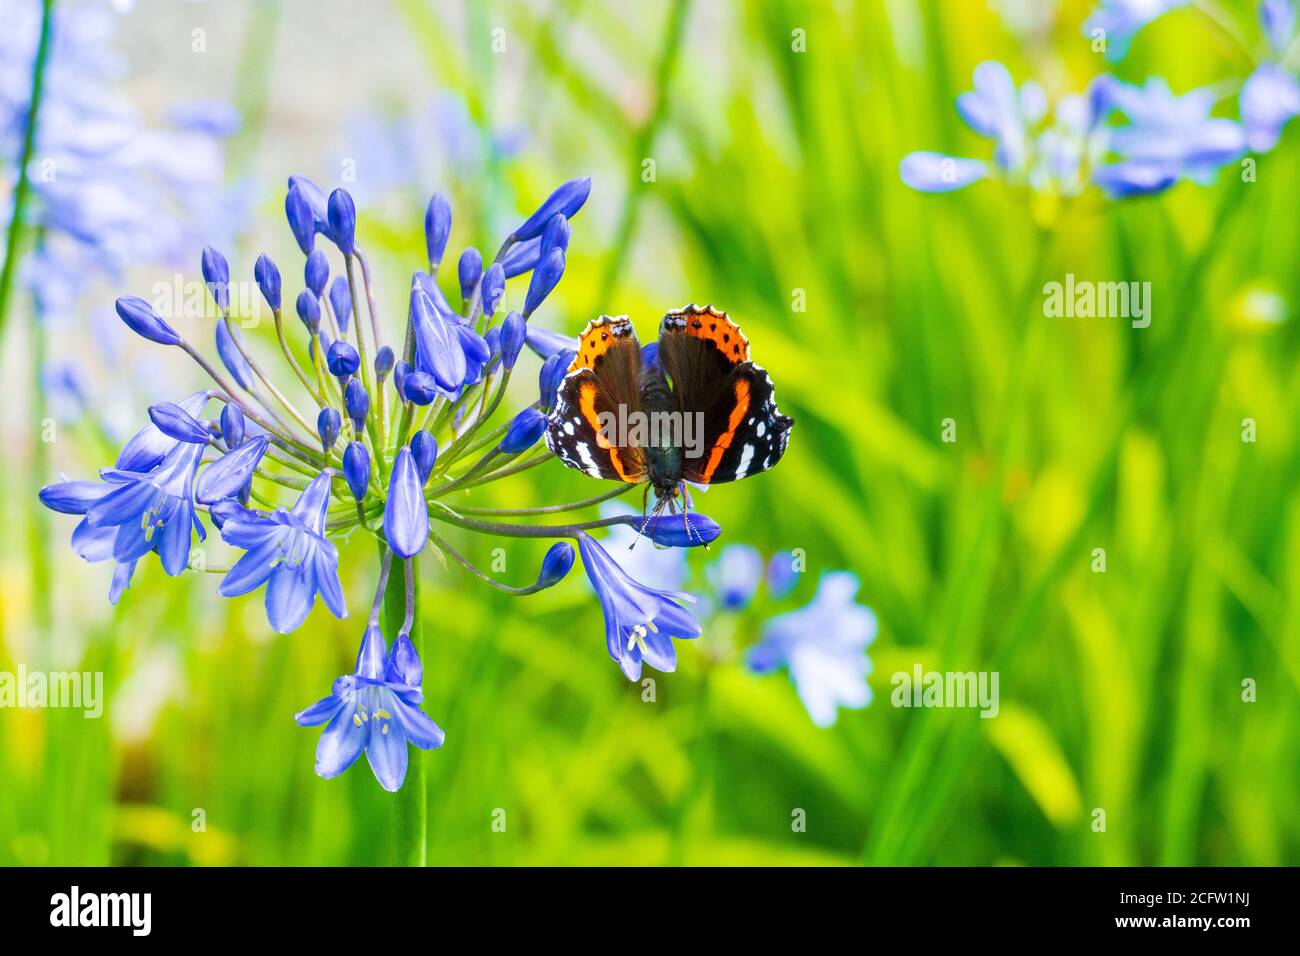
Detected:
left=426, top=527, right=555, bottom=595
left=221, top=314, right=318, bottom=436
left=0, top=0, right=55, bottom=343
left=429, top=448, right=501, bottom=498
left=272, top=306, right=327, bottom=406
left=428, top=503, right=630, bottom=539
left=440, top=386, right=518, bottom=469
left=354, top=246, right=387, bottom=368
left=456, top=449, right=554, bottom=488
left=453, top=484, right=633, bottom=516
left=343, top=253, right=385, bottom=460
left=181, top=340, right=324, bottom=464
left=383, top=550, right=426, bottom=866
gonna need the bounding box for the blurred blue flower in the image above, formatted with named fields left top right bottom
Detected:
left=1095, top=77, right=1246, bottom=196
left=901, top=62, right=1111, bottom=197
left=217, top=471, right=346, bottom=634
left=2, top=0, right=245, bottom=322
left=295, top=624, right=446, bottom=791
left=1082, top=0, right=1189, bottom=62
left=747, top=572, right=877, bottom=728
left=1240, top=2, right=1300, bottom=152
left=707, top=544, right=763, bottom=610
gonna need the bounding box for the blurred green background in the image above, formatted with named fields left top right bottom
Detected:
left=1, top=0, right=1297, bottom=866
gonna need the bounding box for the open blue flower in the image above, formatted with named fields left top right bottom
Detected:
left=295, top=623, right=446, bottom=791
left=1242, top=63, right=1300, bottom=153
left=1095, top=77, right=1246, bottom=196
left=217, top=471, right=346, bottom=633
left=84, top=437, right=206, bottom=578
left=747, top=572, right=877, bottom=728
left=576, top=531, right=701, bottom=681
left=901, top=63, right=1109, bottom=197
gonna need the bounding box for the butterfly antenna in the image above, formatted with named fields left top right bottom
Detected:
left=630, top=483, right=652, bottom=551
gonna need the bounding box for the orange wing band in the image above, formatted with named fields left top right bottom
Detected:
left=699, top=378, right=751, bottom=483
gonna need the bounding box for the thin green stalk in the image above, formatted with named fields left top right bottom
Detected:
left=384, top=551, right=426, bottom=866
left=0, top=0, right=55, bottom=341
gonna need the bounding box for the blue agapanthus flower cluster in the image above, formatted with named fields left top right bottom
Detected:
left=902, top=0, right=1300, bottom=200
left=40, top=172, right=733, bottom=791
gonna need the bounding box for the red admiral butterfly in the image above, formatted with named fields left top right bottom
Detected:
left=545, top=304, right=793, bottom=506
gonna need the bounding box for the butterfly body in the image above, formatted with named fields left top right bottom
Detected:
left=545, top=305, right=793, bottom=502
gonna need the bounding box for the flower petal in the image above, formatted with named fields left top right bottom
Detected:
left=900, top=152, right=988, bottom=193
left=314, top=702, right=368, bottom=778
left=265, top=563, right=316, bottom=634
left=384, top=447, right=428, bottom=559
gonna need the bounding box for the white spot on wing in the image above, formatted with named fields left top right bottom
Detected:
left=736, top=443, right=755, bottom=479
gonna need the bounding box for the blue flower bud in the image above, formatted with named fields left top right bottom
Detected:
left=327, top=188, right=357, bottom=255
left=254, top=253, right=281, bottom=311
left=410, top=429, right=438, bottom=483
left=540, top=214, right=571, bottom=258
left=523, top=249, right=564, bottom=316
left=525, top=324, right=579, bottom=360
left=457, top=247, right=482, bottom=301
left=410, top=287, right=465, bottom=391
left=344, top=377, right=370, bottom=429
left=201, top=245, right=230, bottom=312
left=412, top=270, right=458, bottom=321
left=296, top=289, right=320, bottom=334
left=342, top=441, right=370, bottom=502
left=215, top=321, right=253, bottom=390
left=513, top=177, right=591, bottom=241
left=424, top=193, right=452, bottom=269
left=115, top=295, right=181, bottom=347
left=385, top=446, right=429, bottom=559
left=536, top=541, right=575, bottom=589
left=288, top=175, right=333, bottom=238
left=38, top=480, right=103, bottom=515
left=401, top=369, right=439, bottom=406
left=500, top=310, right=526, bottom=370
left=317, top=407, right=342, bottom=453
left=394, top=360, right=411, bottom=398
left=285, top=184, right=316, bottom=254
left=500, top=235, right=541, bottom=278
left=454, top=324, right=491, bottom=385
left=485, top=327, right=502, bottom=357
left=196, top=435, right=268, bottom=504
left=327, top=340, right=360, bottom=378
left=539, top=349, right=574, bottom=410
left=374, top=345, right=395, bottom=381
left=481, top=262, right=506, bottom=317
left=500, top=408, right=548, bottom=454
left=220, top=403, right=245, bottom=449
left=149, top=402, right=211, bottom=443
left=305, top=249, right=329, bottom=297
left=329, top=275, right=351, bottom=333
left=638, top=513, right=722, bottom=548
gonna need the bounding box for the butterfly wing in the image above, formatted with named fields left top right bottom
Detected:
left=657, top=304, right=793, bottom=485
left=545, top=316, right=649, bottom=483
